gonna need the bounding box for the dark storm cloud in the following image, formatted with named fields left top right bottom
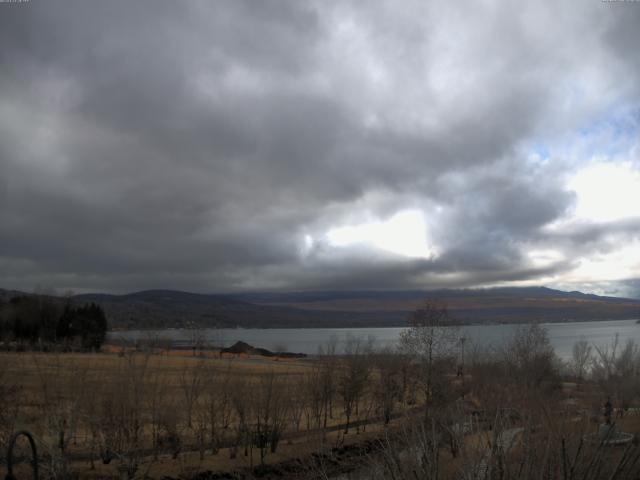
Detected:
left=547, top=219, right=640, bottom=251
left=1, top=0, right=640, bottom=293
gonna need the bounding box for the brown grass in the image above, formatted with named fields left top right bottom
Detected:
left=0, top=350, right=410, bottom=479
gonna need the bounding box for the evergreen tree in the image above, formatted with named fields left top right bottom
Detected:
left=0, top=296, right=108, bottom=350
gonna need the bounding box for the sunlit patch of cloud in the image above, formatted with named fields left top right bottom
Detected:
left=325, top=209, right=436, bottom=259
left=568, top=162, right=640, bottom=223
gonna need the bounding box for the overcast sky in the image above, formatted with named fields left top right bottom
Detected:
left=1, top=1, right=640, bottom=297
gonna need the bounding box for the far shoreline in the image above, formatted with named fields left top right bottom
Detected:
left=106, top=315, right=640, bottom=332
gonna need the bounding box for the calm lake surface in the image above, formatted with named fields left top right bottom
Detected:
left=108, top=319, right=640, bottom=360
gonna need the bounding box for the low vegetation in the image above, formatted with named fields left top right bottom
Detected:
left=1, top=299, right=640, bottom=479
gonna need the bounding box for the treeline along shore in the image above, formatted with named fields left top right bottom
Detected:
left=0, top=294, right=108, bottom=351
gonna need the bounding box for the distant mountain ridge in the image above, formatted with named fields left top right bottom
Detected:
left=1, top=286, right=639, bottom=329
left=233, top=286, right=639, bottom=304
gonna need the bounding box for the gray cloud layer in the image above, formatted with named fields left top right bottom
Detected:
left=1, top=0, right=639, bottom=295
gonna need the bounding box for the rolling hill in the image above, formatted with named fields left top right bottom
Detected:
left=3, top=287, right=639, bottom=329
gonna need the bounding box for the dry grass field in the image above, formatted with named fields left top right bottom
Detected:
left=3, top=326, right=640, bottom=480
left=0, top=348, right=417, bottom=479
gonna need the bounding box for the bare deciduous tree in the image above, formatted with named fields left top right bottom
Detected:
left=338, top=335, right=373, bottom=434
left=571, top=336, right=593, bottom=379
left=502, top=323, right=557, bottom=388
left=0, top=358, right=21, bottom=458
left=31, top=354, right=88, bottom=479
left=317, top=336, right=338, bottom=429
left=372, top=349, right=403, bottom=425
left=250, top=370, right=289, bottom=464
left=399, top=299, right=459, bottom=412
left=592, top=336, right=640, bottom=416
left=179, top=360, right=206, bottom=429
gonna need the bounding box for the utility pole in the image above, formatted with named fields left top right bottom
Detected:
left=459, top=336, right=466, bottom=394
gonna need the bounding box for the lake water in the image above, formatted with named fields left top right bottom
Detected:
left=108, top=319, right=640, bottom=360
